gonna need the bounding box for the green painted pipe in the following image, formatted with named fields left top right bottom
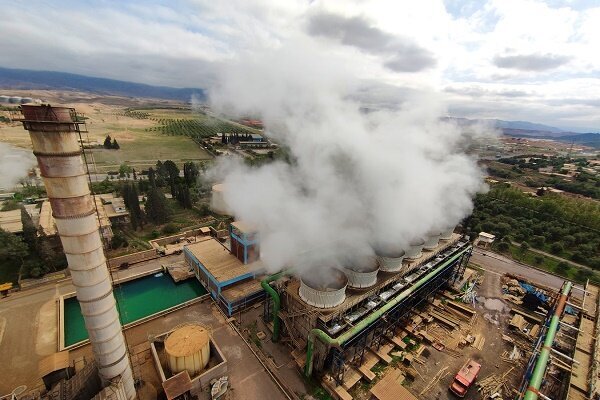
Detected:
left=523, top=281, right=572, bottom=400
left=304, top=246, right=470, bottom=377
left=261, top=270, right=289, bottom=342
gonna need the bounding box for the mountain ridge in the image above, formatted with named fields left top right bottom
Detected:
left=0, top=66, right=205, bottom=102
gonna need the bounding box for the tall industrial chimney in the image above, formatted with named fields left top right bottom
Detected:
left=16, top=105, right=135, bottom=399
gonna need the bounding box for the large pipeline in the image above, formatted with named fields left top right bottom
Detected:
left=304, top=246, right=470, bottom=377
left=523, top=281, right=572, bottom=400
left=261, top=270, right=289, bottom=342
left=18, top=105, right=135, bottom=399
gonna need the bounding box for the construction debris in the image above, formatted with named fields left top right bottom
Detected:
left=419, top=365, right=449, bottom=396
left=476, top=366, right=515, bottom=399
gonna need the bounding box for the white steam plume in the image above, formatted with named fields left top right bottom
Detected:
left=0, top=142, right=36, bottom=191
left=209, top=38, right=489, bottom=273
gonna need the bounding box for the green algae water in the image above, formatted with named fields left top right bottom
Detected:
left=63, top=272, right=207, bottom=347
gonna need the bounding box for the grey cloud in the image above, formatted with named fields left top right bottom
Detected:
left=307, top=12, right=436, bottom=72
left=444, top=86, right=529, bottom=98
left=493, top=53, right=571, bottom=71
left=546, top=98, right=600, bottom=107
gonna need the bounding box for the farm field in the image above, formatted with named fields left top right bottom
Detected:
left=0, top=91, right=216, bottom=173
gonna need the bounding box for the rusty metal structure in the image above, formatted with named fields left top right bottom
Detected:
left=15, top=105, right=135, bottom=399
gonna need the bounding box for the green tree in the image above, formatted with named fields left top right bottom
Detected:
left=183, top=162, right=199, bottom=187
left=38, top=240, right=60, bottom=271
left=122, top=181, right=144, bottom=230
left=21, top=206, right=38, bottom=250
left=163, top=160, right=179, bottom=182
left=118, top=163, right=132, bottom=179
left=0, top=229, right=28, bottom=268
left=111, top=232, right=128, bottom=248
left=112, top=138, right=120, bottom=149
left=497, top=242, right=510, bottom=252
left=103, top=135, right=112, bottom=149
left=520, top=241, right=530, bottom=254
left=534, top=256, right=544, bottom=265
left=148, top=167, right=157, bottom=188
left=550, top=242, right=564, bottom=255
left=145, top=188, right=170, bottom=224
left=556, top=261, right=570, bottom=273
left=531, top=235, right=545, bottom=248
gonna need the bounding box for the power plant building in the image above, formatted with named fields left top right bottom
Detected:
left=184, top=231, right=265, bottom=316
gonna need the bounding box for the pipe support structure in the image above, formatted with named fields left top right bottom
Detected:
left=523, top=281, right=572, bottom=400
left=304, top=246, right=470, bottom=377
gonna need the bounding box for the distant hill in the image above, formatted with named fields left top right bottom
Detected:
left=490, top=119, right=565, bottom=134
left=542, top=132, right=600, bottom=149
left=446, top=116, right=599, bottom=148
left=0, top=67, right=205, bottom=102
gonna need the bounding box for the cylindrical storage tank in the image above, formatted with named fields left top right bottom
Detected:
left=210, top=184, right=229, bottom=215
left=0, top=95, right=8, bottom=103
left=299, top=268, right=347, bottom=308
left=405, top=239, right=425, bottom=260
left=423, top=232, right=441, bottom=251
left=165, top=325, right=210, bottom=376
left=343, top=256, right=379, bottom=288
left=374, top=248, right=406, bottom=272
left=8, top=96, right=21, bottom=104
left=20, top=97, right=33, bottom=104
left=440, top=226, right=455, bottom=241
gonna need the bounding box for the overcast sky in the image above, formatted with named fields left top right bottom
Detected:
left=2, top=0, right=599, bottom=131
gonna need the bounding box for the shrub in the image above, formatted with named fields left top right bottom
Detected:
left=161, top=223, right=178, bottom=235
left=497, top=242, right=509, bottom=252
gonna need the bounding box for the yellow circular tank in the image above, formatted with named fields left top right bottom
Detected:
left=164, top=325, right=210, bottom=376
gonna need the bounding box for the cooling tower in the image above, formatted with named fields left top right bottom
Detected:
left=423, top=232, right=441, bottom=251
left=210, top=184, right=229, bottom=215
left=374, top=247, right=406, bottom=273
left=299, top=268, right=348, bottom=308
left=342, top=256, right=379, bottom=288
left=405, top=239, right=425, bottom=260
left=440, top=226, right=456, bottom=240
left=17, top=105, right=135, bottom=399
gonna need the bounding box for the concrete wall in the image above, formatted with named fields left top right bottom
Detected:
left=149, top=228, right=209, bottom=248
left=108, top=249, right=158, bottom=269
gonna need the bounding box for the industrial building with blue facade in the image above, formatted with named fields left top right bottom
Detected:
left=184, top=221, right=266, bottom=316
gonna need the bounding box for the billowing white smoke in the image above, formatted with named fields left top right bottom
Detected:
left=0, top=142, right=36, bottom=191
left=209, top=39, right=488, bottom=274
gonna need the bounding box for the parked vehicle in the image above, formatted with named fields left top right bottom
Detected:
left=449, top=359, right=481, bottom=397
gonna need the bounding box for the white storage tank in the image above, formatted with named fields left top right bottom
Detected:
left=423, top=232, right=441, bottom=251
left=440, top=226, right=455, bottom=241
left=405, top=239, right=425, bottom=260
left=210, top=183, right=229, bottom=215
left=299, top=268, right=348, bottom=308
left=165, top=325, right=211, bottom=376
left=0, top=95, right=8, bottom=103
left=374, top=247, right=405, bottom=273
left=8, top=96, right=22, bottom=104
left=343, top=256, right=379, bottom=288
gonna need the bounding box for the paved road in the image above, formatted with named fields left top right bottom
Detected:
left=470, top=248, right=583, bottom=298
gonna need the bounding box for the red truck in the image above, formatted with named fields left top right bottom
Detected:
left=449, top=359, right=481, bottom=397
